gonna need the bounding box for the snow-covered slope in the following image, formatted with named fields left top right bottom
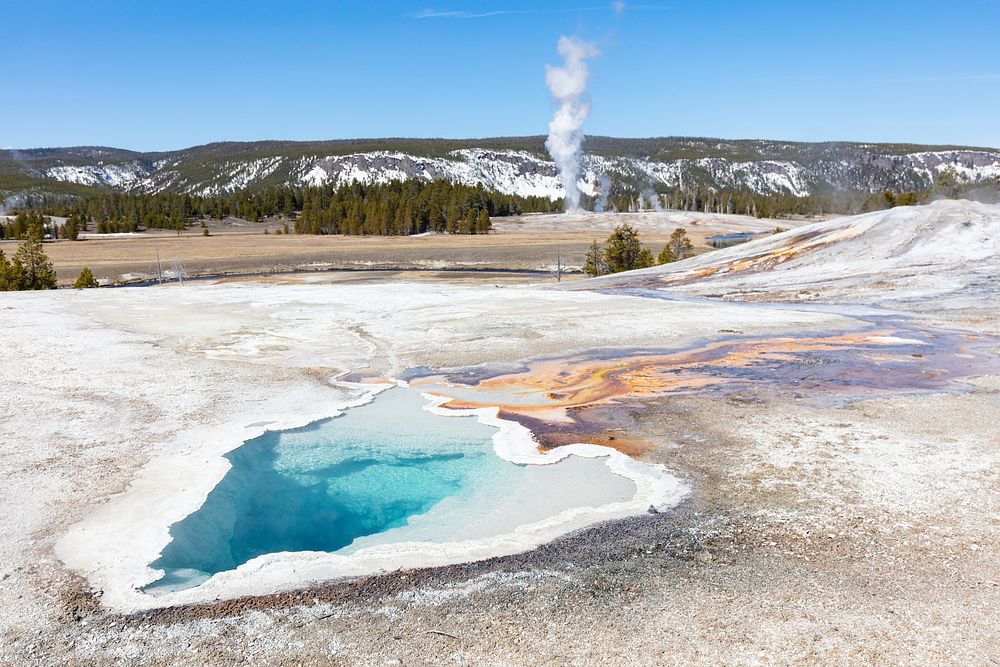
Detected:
left=582, top=199, right=1000, bottom=309
left=297, top=149, right=563, bottom=198
left=255, top=149, right=1000, bottom=201
left=5, top=140, right=1000, bottom=201
left=43, top=161, right=151, bottom=189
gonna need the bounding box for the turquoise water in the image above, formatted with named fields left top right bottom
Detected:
left=146, top=387, right=510, bottom=592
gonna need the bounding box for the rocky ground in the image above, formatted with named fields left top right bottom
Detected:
left=6, top=378, right=998, bottom=666
left=1, top=202, right=998, bottom=665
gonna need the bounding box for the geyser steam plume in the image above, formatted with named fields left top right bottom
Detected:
left=594, top=175, right=612, bottom=213
left=545, top=36, right=599, bottom=212
left=642, top=187, right=664, bottom=212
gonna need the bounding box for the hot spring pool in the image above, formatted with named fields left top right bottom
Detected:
left=145, top=386, right=638, bottom=593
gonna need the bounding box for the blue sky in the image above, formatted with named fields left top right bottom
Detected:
left=3, top=0, right=998, bottom=150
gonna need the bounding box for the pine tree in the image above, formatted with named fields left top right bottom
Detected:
left=583, top=240, right=608, bottom=277
left=0, top=248, right=12, bottom=290
left=462, top=209, right=476, bottom=234
left=657, top=245, right=675, bottom=264
left=403, top=206, right=414, bottom=235
left=446, top=199, right=459, bottom=234
left=8, top=256, right=24, bottom=290
left=476, top=208, right=491, bottom=234
left=603, top=224, right=653, bottom=273
left=934, top=166, right=968, bottom=199
left=12, top=230, right=57, bottom=290
left=73, top=267, right=99, bottom=289
left=67, top=214, right=81, bottom=239
left=663, top=228, right=693, bottom=263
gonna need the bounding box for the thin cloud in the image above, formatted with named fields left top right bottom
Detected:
left=415, top=6, right=606, bottom=19
left=414, top=3, right=667, bottom=19
left=415, top=9, right=518, bottom=18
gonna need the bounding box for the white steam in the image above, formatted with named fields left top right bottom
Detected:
left=594, top=174, right=613, bottom=212
left=0, top=194, right=25, bottom=216
left=642, top=187, right=663, bottom=212
left=545, top=36, right=599, bottom=212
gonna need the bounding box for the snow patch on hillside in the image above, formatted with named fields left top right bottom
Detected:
left=38, top=147, right=1000, bottom=202
left=301, top=164, right=328, bottom=187
left=45, top=162, right=150, bottom=188
left=909, top=151, right=1000, bottom=183
left=195, top=157, right=285, bottom=196
left=294, top=150, right=565, bottom=200
left=627, top=158, right=811, bottom=196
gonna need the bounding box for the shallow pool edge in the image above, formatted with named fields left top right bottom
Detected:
left=55, top=379, right=688, bottom=613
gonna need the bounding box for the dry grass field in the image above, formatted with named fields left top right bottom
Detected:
left=2, top=210, right=803, bottom=285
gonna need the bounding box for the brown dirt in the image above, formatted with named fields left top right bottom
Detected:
left=0, top=211, right=790, bottom=285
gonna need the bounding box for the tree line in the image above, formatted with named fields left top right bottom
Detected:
left=12, top=167, right=996, bottom=240
left=595, top=187, right=868, bottom=219
left=20, top=180, right=562, bottom=236
left=292, top=181, right=507, bottom=235
left=603, top=166, right=999, bottom=219
left=0, top=211, right=82, bottom=241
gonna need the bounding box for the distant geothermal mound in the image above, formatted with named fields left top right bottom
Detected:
left=581, top=199, right=1000, bottom=309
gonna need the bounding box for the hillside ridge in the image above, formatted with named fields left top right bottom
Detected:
left=3, top=136, right=998, bottom=205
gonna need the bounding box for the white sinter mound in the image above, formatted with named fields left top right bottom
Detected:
left=23, top=282, right=845, bottom=612
left=584, top=199, right=1000, bottom=309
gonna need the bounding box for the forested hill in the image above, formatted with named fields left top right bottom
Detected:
left=2, top=136, right=999, bottom=209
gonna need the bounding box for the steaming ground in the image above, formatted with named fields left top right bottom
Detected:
left=1, top=201, right=999, bottom=664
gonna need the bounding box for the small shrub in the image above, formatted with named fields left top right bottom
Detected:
left=73, top=267, right=99, bottom=289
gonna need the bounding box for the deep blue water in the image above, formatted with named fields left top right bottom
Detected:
left=706, top=232, right=768, bottom=248
left=146, top=387, right=505, bottom=592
